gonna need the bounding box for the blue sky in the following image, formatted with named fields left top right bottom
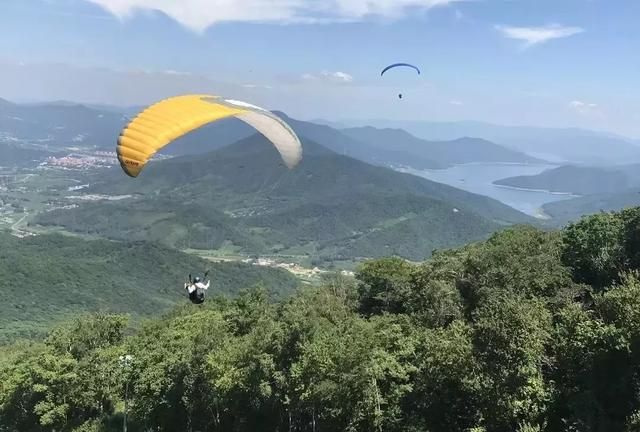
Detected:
left=2, top=0, right=639, bottom=137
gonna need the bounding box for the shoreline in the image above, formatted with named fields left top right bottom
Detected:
left=398, top=161, right=559, bottom=172
left=492, top=183, right=580, bottom=197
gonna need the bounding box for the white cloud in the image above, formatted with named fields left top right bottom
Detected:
left=86, top=0, right=466, bottom=32
left=570, top=100, right=597, bottom=109
left=302, top=71, right=354, bottom=84
left=242, top=83, right=274, bottom=89
left=163, top=69, right=192, bottom=76
left=329, top=71, right=354, bottom=83
left=449, top=99, right=464, bottom=106
left=495, top=24, right=584, bottom=48
left=569, top=100, right=600, bottom=116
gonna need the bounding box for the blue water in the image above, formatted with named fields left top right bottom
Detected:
left=399, top=163, right=579, bottom=217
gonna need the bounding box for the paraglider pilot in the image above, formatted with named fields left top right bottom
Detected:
left=185, top=272, right=210, bottom=304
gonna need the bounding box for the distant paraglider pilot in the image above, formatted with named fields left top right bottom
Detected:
left=380, top=63, right=420, bottom=100
left=185, top=273, right=210, bottom=304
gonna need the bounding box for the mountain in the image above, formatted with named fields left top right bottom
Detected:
left=271, top=112, right=447, bottom=169
left=0, top=98, right=257, bottom=155
left=342, top=126, right=542, bottom=167
left=0, top=99, right=558, bottom=171
left=342, top=119, right=640, bottom=165
left=5, top=97, right=640, bottom=167
left=0, top=98, right=128, bottom=148
left=34, top=135, right=534, bottom=263
left=25, top=100, right=143, bottom=116
left=542, top=188, right=640, bottom=225
left=495, top=163, right=640, bottom=197
left=0, top=99, right=429, bottom=168
left=495, top=165, right=631, bottom=195
left=0, top=231, right=299, bottom=342
left=499, top=163, right=640, bottom=224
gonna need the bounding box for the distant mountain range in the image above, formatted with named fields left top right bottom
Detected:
left=271, top=113, right=542, bottom=169
left=324, top=119, right=640, bottom=165
left=34, top=134, right=533, bottom=263
left=0, top=98, right=546, bottom=170
left=5, top=98, right=640, bottom=168
left=0, top=97, right=128, bottom=148
left=341, top=126, right=542, bottom=167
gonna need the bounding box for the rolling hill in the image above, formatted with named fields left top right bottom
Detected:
left=0, top=231, right=298, bottom=342
left=33, top=135, right=534, bottom=263
left=495, top=163, right=640, bottom=196
left=495, top=163, right=640, bottom=225
left=495, top=165, right=633, bottom=195
left=543, top=188, right=640, bottom=225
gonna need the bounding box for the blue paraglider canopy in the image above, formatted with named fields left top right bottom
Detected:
left=381, top=63, right=421, bottom=76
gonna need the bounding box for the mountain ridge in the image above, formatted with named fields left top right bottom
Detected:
left=341, top=126, right=543, bottom=167
left=329, top=118, right=640, bottom=165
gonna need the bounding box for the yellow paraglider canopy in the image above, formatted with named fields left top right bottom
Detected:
left=117, top=94, right=303, bottom=177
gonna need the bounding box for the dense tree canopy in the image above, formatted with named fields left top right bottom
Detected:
left=4, top=208, right=640, bottom=431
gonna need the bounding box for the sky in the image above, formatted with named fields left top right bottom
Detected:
left=1, top=0, right=640, bottom=137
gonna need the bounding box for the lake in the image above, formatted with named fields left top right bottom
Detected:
left=399, top=163, right=579, bottom=218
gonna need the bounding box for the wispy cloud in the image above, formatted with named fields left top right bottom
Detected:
left=163, top=70, right=192, bottom=76
left=495, top=24, right=584, bottom=48
left=86, top=0, right=466, bottom=32
left=449, top=99, right=464, bottom=106
left=302, top=71, right=354, bottom=84
left=242, top=83, right=274, bottom=90
left=569, top=100, right=600, bottom=116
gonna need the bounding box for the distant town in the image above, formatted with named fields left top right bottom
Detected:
left=41, top=151, right=118, bottom=170
left=242, top=257, right=355, bottom=278
left=39, top=149, right=174, bottom=171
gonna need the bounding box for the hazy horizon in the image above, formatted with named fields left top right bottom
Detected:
left=3, top=0, right=640, bottom=138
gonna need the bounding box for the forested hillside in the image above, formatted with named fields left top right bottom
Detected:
left=0, top=231, right=299, bottom=343
left=34, top=135, right=532, bottom=264
left=495, top=164, right=640, bottom=195
left=4, top=207, right=640, bottom=431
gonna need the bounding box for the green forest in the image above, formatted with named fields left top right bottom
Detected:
left=0, top=231, right=299, bottom=343
left=4, top=207, right=640, bottom=431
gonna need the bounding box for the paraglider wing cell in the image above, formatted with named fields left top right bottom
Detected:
left=116, top=94, right=302, bottom=177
